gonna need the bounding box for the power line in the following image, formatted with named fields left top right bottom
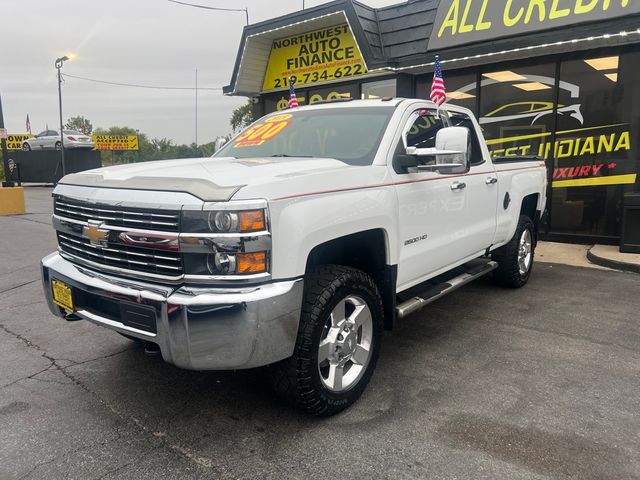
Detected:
left=62, top=73, right=222, bottom=91
left=167, top=0, right=249, bottom=24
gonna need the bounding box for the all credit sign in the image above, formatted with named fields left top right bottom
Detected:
left=428, top=0, right=640, bottom=51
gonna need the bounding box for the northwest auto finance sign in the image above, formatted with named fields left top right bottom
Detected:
left=428, top=0, right=640, bottom=51
left=262, top=24, right=367, bottom=91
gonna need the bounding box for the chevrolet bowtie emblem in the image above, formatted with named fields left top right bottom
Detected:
left=83, top=221, right=109, bottom=246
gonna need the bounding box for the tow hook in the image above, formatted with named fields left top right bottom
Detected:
left=144, top=342, right=161, bottom=357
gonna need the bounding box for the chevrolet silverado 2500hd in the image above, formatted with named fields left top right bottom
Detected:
left=41, top=99, right=547, bottom=416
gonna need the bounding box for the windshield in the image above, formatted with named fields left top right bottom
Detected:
left=215, top=107, right=394, bottom=166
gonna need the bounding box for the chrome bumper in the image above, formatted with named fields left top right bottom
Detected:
left=41, top=252, right=303, bottom=370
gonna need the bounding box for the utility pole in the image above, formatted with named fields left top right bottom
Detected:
left=0, top=92, right=10, bottom=183
left=195, top=68, right=198, bottom=148
left=55, top=56, right=69, bottom=177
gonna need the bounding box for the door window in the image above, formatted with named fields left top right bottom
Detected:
left=394, top=109, right=484, bottom=174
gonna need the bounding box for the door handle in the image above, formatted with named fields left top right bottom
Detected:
left=485, top=177, right=498, bottom=185
left=450, top=181, right=466, bottom=191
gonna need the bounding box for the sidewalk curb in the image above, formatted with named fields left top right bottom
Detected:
left=587, top=247, right=640, bottom=274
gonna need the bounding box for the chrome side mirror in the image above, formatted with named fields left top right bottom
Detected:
left=405, top=126, right=470, bottom=172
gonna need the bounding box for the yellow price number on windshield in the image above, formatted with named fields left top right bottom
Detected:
left=234, top=114, right=293, bottom=148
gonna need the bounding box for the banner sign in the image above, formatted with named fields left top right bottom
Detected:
left=92, top=135, right=139, bottom=151
left=428, top=0, right=640, bottom=51
left=262, top=23, right=367, bottom=91
left=486, top=124, right=636, bottom=188
left=6, top=134, right=34, bottom=150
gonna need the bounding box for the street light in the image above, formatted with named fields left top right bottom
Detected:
left=55, top=54, right=74, bottom=177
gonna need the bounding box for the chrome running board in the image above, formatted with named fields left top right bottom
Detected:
left=396, top=260, right=498, bottom=319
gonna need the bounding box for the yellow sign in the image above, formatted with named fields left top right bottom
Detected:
left=234, top=114, right=293, bottom=148
left=486, top=123, right=637, bottom=188
left=429, top=0, right=640, bottom=51
left=262, top=24, right=367, bottom=91
left=5, top=134, right=34, bottom=150
left=92, top=135, right=139, bottom=151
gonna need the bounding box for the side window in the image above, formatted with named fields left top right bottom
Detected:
left=393, top=109, right=485, bottom=174
left=36, top=131, right=47, bottom=138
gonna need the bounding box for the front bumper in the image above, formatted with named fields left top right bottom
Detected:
left=41, top=252, right=303, bottom=370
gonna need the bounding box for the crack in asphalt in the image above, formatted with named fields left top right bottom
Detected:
left=0, top=322, right=216, bottom=474
left=15, top=421, right=126, bottom=480
left=0, top=278, right=40, bottom=295
left=4, top=214, right=52, bottom=226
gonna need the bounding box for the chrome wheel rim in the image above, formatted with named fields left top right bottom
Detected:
left=518, top=229, right=533, bottom=276
left=318, top=295, right=373, bottom=393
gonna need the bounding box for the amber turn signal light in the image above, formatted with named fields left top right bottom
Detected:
left=237, top=251, right=268, bottom=274
left=239, top=210, right=266, bottom=232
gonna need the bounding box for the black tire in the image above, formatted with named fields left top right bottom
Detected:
left=492, top=215, right=535, bottom=288
left=22, top=143, right=31, bottom=151
left=55, top=141, right=62, bottom=150
left=269, top=265, right=384, bottom=416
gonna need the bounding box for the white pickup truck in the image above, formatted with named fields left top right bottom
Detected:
left=41, top=99, right=546, bottom=416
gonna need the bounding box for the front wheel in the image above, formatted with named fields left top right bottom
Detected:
left=22, top=143, right=31, bottom=151
left=269, top=265, right=383, bottom=416
left=492, top=215, right=535, bottom=288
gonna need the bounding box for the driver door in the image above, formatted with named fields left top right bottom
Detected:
left=394, top=108, right=496, bottom=290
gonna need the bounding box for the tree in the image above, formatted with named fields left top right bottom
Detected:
left=230, top=99, right=254, bottom=133
left=65, top=115, right=93, bottom=134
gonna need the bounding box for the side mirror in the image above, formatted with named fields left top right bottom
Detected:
left=405, top=126, right=471, bottom=173
left=214, top=137, right=228, bottom=152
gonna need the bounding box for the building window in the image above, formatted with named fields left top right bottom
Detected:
left=479, top=62, right=557, bottom=160
left=308, top=83, right=359, bottom=105
left=549, top=51, right=640, bottom=237
left=416, top=72, right=477, bottom=115
left=361, top=79, right=396, bottom=99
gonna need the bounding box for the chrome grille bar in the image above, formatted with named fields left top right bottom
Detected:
left=57, top=232, right=184, bottom=278
left=54, top=197, right=180, bottom=232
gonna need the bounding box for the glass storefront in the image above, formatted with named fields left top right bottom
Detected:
left=361, top=79, right=397, bottom=99
left=262, top=77, right=397, bottom=113
left=417, top=47, right=640, bottom=240
left=259, top=47, right=640, bottom=240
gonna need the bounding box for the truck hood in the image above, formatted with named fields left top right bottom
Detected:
left=59, top=156, right=361, bottom=202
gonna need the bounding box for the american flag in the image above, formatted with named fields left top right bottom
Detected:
left=430, top=56, right=447, bottom=108
left=288, top=79, right=299, bottom=109
left=25, top=114, right=31, bottom=134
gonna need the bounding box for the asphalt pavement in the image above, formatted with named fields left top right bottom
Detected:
left=1, top=187, right=639, bottom=479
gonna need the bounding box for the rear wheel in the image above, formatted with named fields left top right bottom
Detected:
left=55, top=141, right=62, bottom=150
left=269, top=265, right=383, bottom=416
left=492, top=215, right=535, bottom=288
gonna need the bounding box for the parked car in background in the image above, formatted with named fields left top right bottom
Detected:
left=22, top=130, right=94, bottom=151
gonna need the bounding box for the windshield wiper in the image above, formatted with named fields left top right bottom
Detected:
left=270, top=154, right=313, bottom=158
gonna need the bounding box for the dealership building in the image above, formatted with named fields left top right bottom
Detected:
left=224, top=0, right=640, bottom=245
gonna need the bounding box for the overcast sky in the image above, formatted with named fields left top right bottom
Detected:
left=1, top=0, right=398, bottom=144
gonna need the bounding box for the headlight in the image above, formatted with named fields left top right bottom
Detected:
left=183, top=209, right=267, bottom=234
left=185, top=251, right=269, bottom=276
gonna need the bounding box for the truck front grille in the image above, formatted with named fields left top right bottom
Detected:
left=54, top=197, right=180, bottom=232
left=57, top=232, right=184, bottom=279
